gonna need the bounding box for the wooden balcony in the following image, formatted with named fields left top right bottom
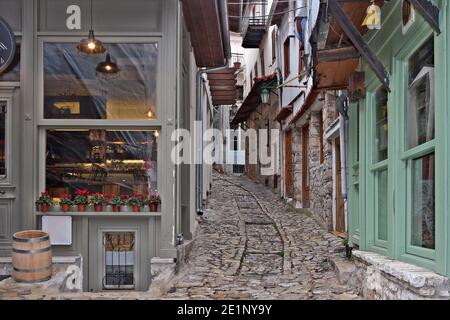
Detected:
left=242, top=18, right=267, bottom=49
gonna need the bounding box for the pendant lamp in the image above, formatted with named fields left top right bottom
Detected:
left=77, top=0, right=106, bottom=55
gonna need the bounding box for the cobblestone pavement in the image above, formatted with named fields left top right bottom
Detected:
left=162, top=173, right=359, bottom=300
left=0, top=173, right=358, bottom=300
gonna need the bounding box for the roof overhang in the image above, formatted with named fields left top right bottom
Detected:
left=207, top=67, right=238, bottom=106
left=231, top=73, right=277, bottom=125
left=182, top=0, right=227, bottom=67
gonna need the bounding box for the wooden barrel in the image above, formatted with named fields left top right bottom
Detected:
left=12, top=230, right=52, bottom=283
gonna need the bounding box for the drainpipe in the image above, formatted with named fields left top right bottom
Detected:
left=196, top=0, right=231, bottom=215
left=339, top=95, right=349, bottom=235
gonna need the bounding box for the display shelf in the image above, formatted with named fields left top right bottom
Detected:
left=36, top=211, right=161, bottom=217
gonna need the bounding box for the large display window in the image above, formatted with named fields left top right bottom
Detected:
left=45, top=129, right=158, bottom=199
left=43, top=42, right=158, bottom=120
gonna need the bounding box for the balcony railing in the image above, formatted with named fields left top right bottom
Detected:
left=241, top=2, right=268, bottom=40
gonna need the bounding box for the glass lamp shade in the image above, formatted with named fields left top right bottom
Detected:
left=260, top=88, right=271, bottom=105
left=77, top=30, right=106, bottom=54
left=96, top=54, right=119, bottom=74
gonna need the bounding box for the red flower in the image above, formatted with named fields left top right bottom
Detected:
left=41, top=191, right=50, bottom=196
left=121, top=194, right=129, bottom=199
left=61, top=194, right=71, bottom=199
left=75, top=189, right=90, bottom=196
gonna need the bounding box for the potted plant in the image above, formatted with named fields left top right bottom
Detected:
left=109, top=194, right=125, bottom=212
left=128, top=192, right=143, bottom=212
left=89, top=192, right=105, bottom=212
left=36, top=191, right=54, bottom=212
left=59, top=194, right=72, bottom=213
left=146, top=193, right=161, bottom=212
left=73, top=189, right=90, bottom=212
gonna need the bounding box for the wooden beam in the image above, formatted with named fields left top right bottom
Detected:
left=317, top=46, right=360, bottom=62
left=328, top=0, right=390, bottom=92
left=409, top=0, right=440, bottom=34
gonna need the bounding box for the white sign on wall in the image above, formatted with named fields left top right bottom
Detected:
left=66, top=5, right=81, bottom=30
left=42, top=215, right=73, bottom=245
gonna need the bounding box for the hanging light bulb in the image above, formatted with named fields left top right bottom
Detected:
left=362, top=0, right=381, bottom=30
left=154, top=130, right=159, bottom=137
left=77, top=0, right=106, bottom=55
left=96, top=53, right=119, bottom=74
left=147, top=109, right=153, bottom=118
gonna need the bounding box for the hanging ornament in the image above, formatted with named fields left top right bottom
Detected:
left=362, top=1, right=381, bottom=30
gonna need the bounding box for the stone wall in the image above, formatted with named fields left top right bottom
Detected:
left=244, top=100, right=281, bottom=195
left=350, top=250, right=450, bottom=300
left=303, top=93, right=336, bottom=228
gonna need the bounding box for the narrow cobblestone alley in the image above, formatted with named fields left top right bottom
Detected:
left=163, top=173, right=359, bottom=300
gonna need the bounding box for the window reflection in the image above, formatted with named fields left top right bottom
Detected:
left=411, top=153, right=435, bottom=250
left=406, top=38, right=434, bottom=150
left=44, top=43, right=158, bottom=120
left=375, top=87, right=388, bottom=163
left=46, top=129, right=158, bottom=198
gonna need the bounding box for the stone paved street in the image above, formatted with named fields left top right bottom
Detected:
left=162, top=173, right=359, bottom=300
left=0, top=173, right=359, bottom=300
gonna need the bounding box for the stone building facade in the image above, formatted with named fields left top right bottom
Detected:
left=244, top=98, right=281, bottom=194
left=292, top=93, right=338, bottom=230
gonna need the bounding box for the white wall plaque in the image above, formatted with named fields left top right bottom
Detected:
left=42, top=215, right=72, bottom=245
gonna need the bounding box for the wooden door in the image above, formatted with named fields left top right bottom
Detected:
left=284, top=130, right=294, bottom=198
left=335, top=137, right=346, bottom=233
left=301, top=125, right=310, bottom=207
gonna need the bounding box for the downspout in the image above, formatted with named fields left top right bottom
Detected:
left=196, top=0, right=231, bottom=215
left=339, top=95, right=349, bottom=235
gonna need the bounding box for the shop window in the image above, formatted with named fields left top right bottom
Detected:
left=404, top=37, right=436, bottom=257
left=0, top=43, right=20, bottom=82
left=411, top=153, right=435, bottom=250
left=406, top=38, right=434, bottom=150
left=375, top=87, right=388, bottom=163
left=43, top=43, right=158, bottom=120
left=45, top=129, right=158, bottom=199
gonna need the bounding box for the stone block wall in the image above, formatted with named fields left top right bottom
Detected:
left=306, top=93, right=336, bottom=229
left=244, top=100, right=282, bottom=195
left=350, top=250, right=450, bottom=300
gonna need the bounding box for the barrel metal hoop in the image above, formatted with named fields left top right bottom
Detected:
left=13, top=266, right=52, bottom=273
left=13, top=275, right=52, bottom=283
left=12, top=247, right=51, bottom=254
left=13, top=235, right=49, bottom=243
